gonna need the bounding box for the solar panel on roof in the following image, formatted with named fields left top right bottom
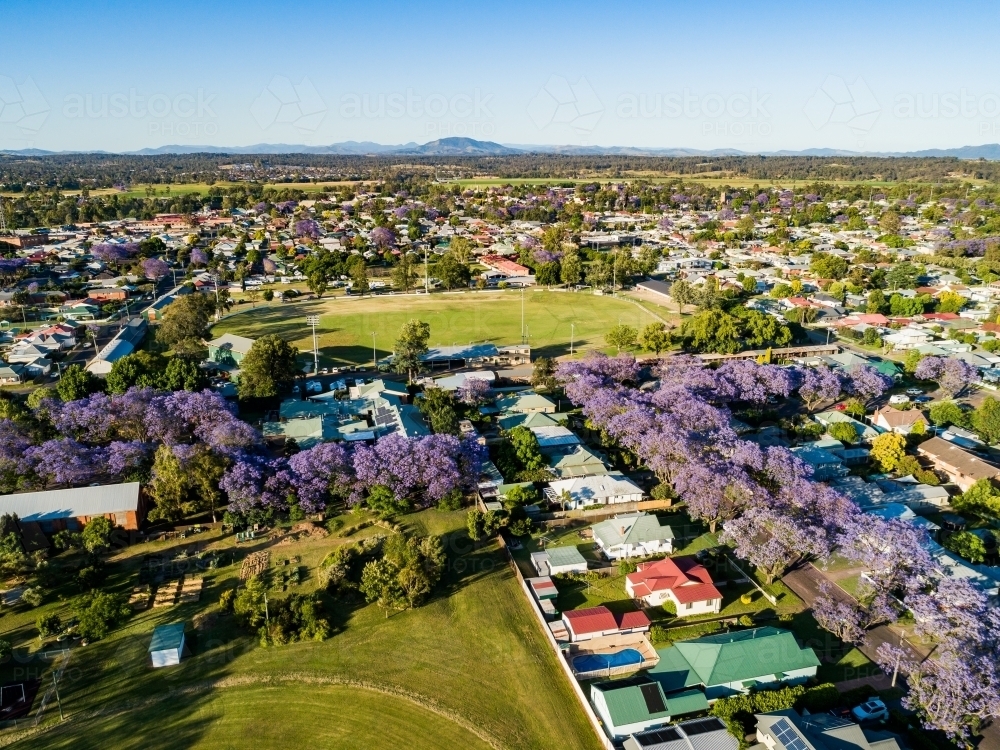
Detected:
left=636, top=727, right=681, bottom=746
left=639, top=683, right=667, bottom=714
left=772, top=718, right=810, bottom=750
left=681, top=718, right=724, bottom=736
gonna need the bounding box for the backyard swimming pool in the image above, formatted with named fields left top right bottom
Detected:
left=572, top=648, right=644, bottom=673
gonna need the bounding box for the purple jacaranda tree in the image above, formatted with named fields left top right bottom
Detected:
left=190, top=248, right=208, bottom=266
left=796, top=364, right=843, bottom=412
left=712, top=360, right=796, bottom=404
left=844, top=364, right=892, bottom=407
left=370, top=226, right=395, bottom=249
left=90, top=243, right=130, bottom=266
left=0, top=258, right=27, bottom=283
left=25, top=439, right=106, bottom=487
left=262, top=258, right=277, bottom=275
left=0, top=419, right=34, bottom=491
left=287, top=442, right=354, bottom=512
left=835, top=513, right=932, bottom=599
left=914, top=356, right=979, bottom=398
left=294, top=219, right=321, bottom=239
left=533, top=249, right=562, bottom=265
left=812, top=581, right=895, bottom=646
left=456, top=377, right=490, bottom=406
left=141, top=257, right=170, bottom=280
left=657, top=217, right=673, bottom=231
left=104, top=440, right=153, bottom=478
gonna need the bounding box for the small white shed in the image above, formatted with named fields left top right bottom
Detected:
left=149, top=622, right=185, bottom=668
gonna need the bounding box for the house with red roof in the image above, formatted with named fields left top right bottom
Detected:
left=561, top=605, right=650, bottom=642
left=625, top=556, right=722, bottom=616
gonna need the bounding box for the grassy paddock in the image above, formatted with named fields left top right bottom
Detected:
left=2, top=509, right=600, bottom=750
left=211, top=290, right=673, bottom=365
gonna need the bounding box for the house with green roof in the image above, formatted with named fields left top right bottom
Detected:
left=591, top=513, right=674, bottom=560
left=648, top=627, right=820, bottom=700
left=590, top=676, right=709, bottom=740
left=813, top=411, right=880, bottom=443
left=531, top=545, right=588, bottom=576
left=547, top=445, right=610, bottom=479
left=495, top=391, right=557, bottom=415
left=497, top=410, right=565, bottom=431
left=207, top=333, right=255, bottom=367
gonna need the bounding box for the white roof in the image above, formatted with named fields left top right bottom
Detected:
left=208, top=333, right=256, bottom=355
left=0, top=482, right=140, bottom=522
left=548, top=472, right=642, bottom=500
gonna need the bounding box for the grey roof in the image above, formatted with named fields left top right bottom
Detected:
left=592, top=513, right=675, bottom=548
left=545, top=546, right=587, bottom=567
left=208, top=333, right=256, bottom=355
left=0, top=482, right=140, bottom=522
left=420, top=343, right=498, bottom=362
left=625, top=717, right=737, bottom=750
left=756, top=709, right=902, bottom=750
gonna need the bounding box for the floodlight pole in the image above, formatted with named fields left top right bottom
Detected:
left=307, top=315, right=319, bottom=374
left=570, top=323, right=575, bottom=356
left=371, top=332, right=377, bottom=369
left=520, top=286, right=525, bottom=344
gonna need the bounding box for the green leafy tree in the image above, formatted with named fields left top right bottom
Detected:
left=366, top=485, right=410, bottom=517
left=535, top=261, right=561, bottom=286
left=496, top=426, right=546, bottom=480
left=233, top=575, right=269, bottom=629
left=392, top=319, right=430, bottom=382
left=467, top=509, right=486, bottom=541
left=936, top=291, right=966, bottom=314
left=903, top=349, right=925, bottom=374
left=76, top=591, right=131, bottom=641
left=944, top=531, right=987, bottom=564
left=106, top=351, right=165, bottom=394
left=161, top=357, right=208, bottom=391
left=639, top=322, right=671, bottom=355
left=147, top=444, right=187, bottom=521
left=81, top=516, right=116, bottom=554
left=827, top=421, right=858, bottom=444
left=605, top=324, right=638, bottom=354
left=560, top=249, right=582, bottom=286
left=238, top=334, right=300, bottom=399
left=416, top=387, right=460, bottom=435
left=435, top=253, right=470, bottom=290
left=885, top=262, right=921, bottom=290
left=56, top=364, right=103, bottom=402
left=810, top=252, right=848, bottom=280
left=879, top=211, right=901, bottom=234
left=669, top=279, right=695, bottom=314
left=349, top=260, right=370, bottom=295
left=928, top=400, right=966, bottom=428
left=360, top=558, right=406, bottom=618
left=307, top=271, right=328, bottom=298
left=953, top=478, right=1000, bottom=519
left=391, top=254, right=417, bottom=292
left=866, top=289, right=888, bottom=314
left=448, top=236, right=474, bottom=265
left=531, top=357, right=558, bottom=391
left=972, top=396, right=1000, bottom=444
left=155, top=293, right=215, bottom=351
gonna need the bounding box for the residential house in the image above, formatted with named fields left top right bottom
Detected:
left=87, top=318, right=148, bottom=376
left=548, top=472, right=644, bottom=509
left=0, top=363, right=24, bottom=384
left=562, top=605, right=651, bottom=642
left=0, top=482, right=146, bottom=533
left=495, top=391, right=557, bottom=414
left=871, top=406, right=927, bottom=435
left=591, top=676, right=709, bottom=740
left=591, top=513, right=675, bottom=560
left=625, top=556, right=722, bottom=616
left=624, top=717, right=737, bottom=750
left=648, top=627, right=820, bottom=700
left=789, top=446, right=848, bottom=481
left=917, top=436, right=1000, bottom=491
left=531, top=545, right=588, bottom=576
left=497, top=410, right=564, bottom=431
left=546, top=445, right=610, bottom=479
left=207, top=333, right=255, bottom=367
left=530, top=424, right=580, bottom=449
left=754, top=709, right=902, bottom=750
left=813, top=411, right=880, bottom=442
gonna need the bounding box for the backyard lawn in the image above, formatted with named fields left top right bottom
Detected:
left=1, top=509, right=600, bottom=750
left=209, top=290, right=673, bottom=366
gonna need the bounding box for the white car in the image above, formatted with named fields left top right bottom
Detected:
left=905, top=388, right=923, bottom=397
left=851, top=699, right=889, bottom=722
left=888, top=394, right=910, bottom=405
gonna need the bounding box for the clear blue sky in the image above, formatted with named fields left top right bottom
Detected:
left=3, top=0, right=1000, bottom=153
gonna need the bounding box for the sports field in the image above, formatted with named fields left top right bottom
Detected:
left=2, top=510, right=600, bottom=750
left=211, top=289, right=674, bottom=365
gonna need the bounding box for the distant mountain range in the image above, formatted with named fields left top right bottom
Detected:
left=7, top=137, right=1000, bottom=159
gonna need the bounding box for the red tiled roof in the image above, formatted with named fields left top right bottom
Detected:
left=563, top=606, right=617, bottom=635
left=626, top=556, right=722, bottom=604
left=615, top=610, right=651, bottom=630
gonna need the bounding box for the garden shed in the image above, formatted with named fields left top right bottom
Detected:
left=149, top=622, right=186, bottom=668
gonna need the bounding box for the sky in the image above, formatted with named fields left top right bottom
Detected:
left=2, top=0, right=1000, bottom=154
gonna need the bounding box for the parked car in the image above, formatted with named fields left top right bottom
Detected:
left=888, top=394, right=910, bottom=405
left=851, top=699, right=889, bottom=722
left=905, top=388, right=923, bottom=397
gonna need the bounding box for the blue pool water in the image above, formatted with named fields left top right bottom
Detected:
left=572, top=648, right=643, bottom=672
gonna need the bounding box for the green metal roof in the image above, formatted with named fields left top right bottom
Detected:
left=591, top=513, right=675, bottom=548
left=148, top=622, right=185, bottom=653
left=649, top=627, right=820, bottom=691
left=497, top=411, right=562, bottom=431
left=546, top=546, right=587, bottom=567
left=594, top=680, right=708, bottom=727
